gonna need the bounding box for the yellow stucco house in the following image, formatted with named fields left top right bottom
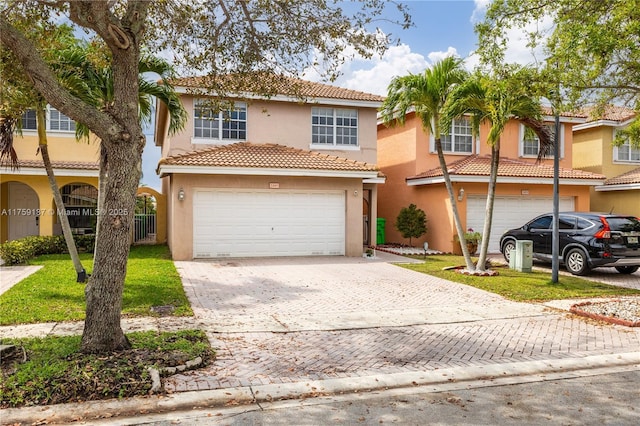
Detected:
left=572, top=105, right=640, bottom=216
left=0, top=107, right=100, bottom=243
left=0, top=107, right=166, bottom=244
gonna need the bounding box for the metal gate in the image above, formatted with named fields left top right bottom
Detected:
left=134, top=213, right=156, bottom=244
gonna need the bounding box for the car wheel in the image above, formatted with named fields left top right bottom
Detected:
left=615, top=266, right=639, bottom=274
left=565, top=248, right=590, bottom=276
left=502, top=240, right=516, bottom=262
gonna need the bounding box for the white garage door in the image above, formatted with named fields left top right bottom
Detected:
left=467, top=195, right=575, bottom=253
left=193, top=189, right=345, bottom=258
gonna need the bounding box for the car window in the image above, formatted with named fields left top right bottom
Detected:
left=529, top=215, right=552, bottom=230
left=558, top=215, right=576, bottom=230
left=607, top=217, right=640, bottom=233
left=576, top=218, right=593, bottom=230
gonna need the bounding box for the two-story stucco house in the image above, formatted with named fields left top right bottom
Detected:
left=154, top=75, right=384, bottom=260
left=377, top=109, right=606, bottom=253
left=572, top=105, right=639, bottom=215
left=0, top=108, right=99, bottom=242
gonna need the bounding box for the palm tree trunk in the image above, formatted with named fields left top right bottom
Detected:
left=434, top=135, right=475, bottom=271
left=477, top=142, right=500, bottom=271
left=36, top=105, right=87, bottom=282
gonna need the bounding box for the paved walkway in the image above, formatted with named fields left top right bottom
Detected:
left=2, top=252, right=640, bottom=425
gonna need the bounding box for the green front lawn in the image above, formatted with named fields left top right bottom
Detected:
left=402, top=255, right=640, bottom=302
left=0, top=245, right=192, bottom=325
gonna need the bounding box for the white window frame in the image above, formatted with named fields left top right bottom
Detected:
left=311, top=107, right=359, bottom=149
left=192, top=100, right=247, bottom=144
left=20, top=106, right=76, bottom=134
left=613, top=129, right=640, bottom=163
left=429, top=116, right=475, bottom=154
left=519, top=123, right=564, bottom=159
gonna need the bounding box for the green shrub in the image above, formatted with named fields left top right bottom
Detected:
left=74, top=234, right=95, bottom=253
left=0, top=234, right=95, bottom=265
left=0, top=240, right=36, bottom=265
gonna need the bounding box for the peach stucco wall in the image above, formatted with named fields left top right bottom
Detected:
left=165, top=174, right=364, bottom=260
left=160, top=96, right=379, bottom=164
left=377, top=113, right=593, bottom=253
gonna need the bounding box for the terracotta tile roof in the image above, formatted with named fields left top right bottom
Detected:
left=159, top=143, right=378, bottom=172
left=0, top=159, right=99, bottom=171
left=171, top=73, right=384, bottom=103
left=408, top=155, right=606, bottom=181
left=583, top=105, right=636, bottom=123
left=540, top=105, right=637, bottom=123
left=540, top=106, right=588, bottom=119
left=604, top=167, right=640, bottom=185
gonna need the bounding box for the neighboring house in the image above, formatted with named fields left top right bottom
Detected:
left=377, top=110, right=606, bottom=253
left=0, top=107, right=99, bottom=242
left=572, top=106, right=640, bottom=216
left=155, top=75, right=384, bottom=260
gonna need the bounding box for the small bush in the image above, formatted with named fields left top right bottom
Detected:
left=0, top=240, right=36, bottom=265
left=0, top=234, right=95, bottom=265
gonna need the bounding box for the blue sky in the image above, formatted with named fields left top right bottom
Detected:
left=143, top=0, right=536, bottom=190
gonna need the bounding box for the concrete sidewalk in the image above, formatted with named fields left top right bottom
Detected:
left=2, top=254, right=640, bottom=425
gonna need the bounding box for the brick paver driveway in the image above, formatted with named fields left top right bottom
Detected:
left=169, top=256, right=640, bottom=392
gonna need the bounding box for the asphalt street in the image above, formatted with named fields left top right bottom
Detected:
left=92, top=366, right=639, bottom=425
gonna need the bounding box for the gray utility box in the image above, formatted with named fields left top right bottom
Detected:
left=509, top=240, right=533, bottom=273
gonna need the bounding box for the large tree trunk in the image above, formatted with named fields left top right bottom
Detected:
left=476, top=142, right=500, bottom=271
left=36, top=105, right=87, bottom=282
left=81, top=131, right=143, bottom=353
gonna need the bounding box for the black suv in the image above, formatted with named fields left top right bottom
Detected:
left=500, top=212, right=640, bottom=276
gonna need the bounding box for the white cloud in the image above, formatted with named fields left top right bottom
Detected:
left=427, top=46, right=459, bottom=64
left=471, top=0, right=490, bottom=23
left=303, top=43, right=429, bottom=96
left=502, top=15, right=554, bottom=67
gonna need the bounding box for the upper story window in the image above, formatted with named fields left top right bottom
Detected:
left=441, top=117, right=473, bottom=153
left=20, top=107, right=76, bottom=132
left=312, top=107, right=358, bottom=147
left=193, top=100, right=247, bottom=143
left=520, top=123, right=563, bottom=158
left=614, top=137, right=640, bottom=162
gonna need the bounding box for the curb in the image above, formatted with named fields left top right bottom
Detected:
left=4, top=352, right=639, bottom=425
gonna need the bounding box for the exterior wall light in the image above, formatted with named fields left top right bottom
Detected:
left=457, top=187, right=465, bottom=201
left=178, top=188, right=185, bottom=201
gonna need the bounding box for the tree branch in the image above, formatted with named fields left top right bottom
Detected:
left=0, top=15, right=117, bottom=140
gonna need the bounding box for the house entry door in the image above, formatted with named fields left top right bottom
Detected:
left=8, top=182, right=39, bottom=240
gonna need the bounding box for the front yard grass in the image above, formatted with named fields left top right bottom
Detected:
left=0, top=244, right=192, bottom=325
left=402, top=255, right=640, bottom=302
left=0, top=330, right=213, bottom=408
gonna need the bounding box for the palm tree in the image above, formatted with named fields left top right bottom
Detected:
left=443, top=69, right=552, bottom=271
left=1, top=41, right=186, bottom=281
left=56, top=47, right=187, bottom=249
left=380, top=57, right=476, bottom=271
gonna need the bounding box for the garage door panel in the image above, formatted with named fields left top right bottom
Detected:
left=467, top=195, right=575, bottom=253
left=194, top=189, right=345, bottom=258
